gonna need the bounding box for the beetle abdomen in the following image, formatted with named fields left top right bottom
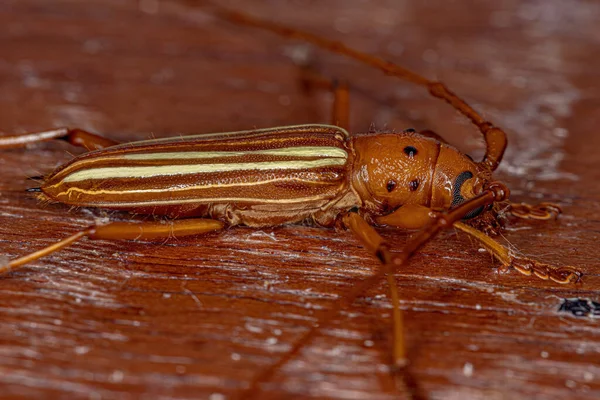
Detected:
left=41, top=125, right=355, bottom=225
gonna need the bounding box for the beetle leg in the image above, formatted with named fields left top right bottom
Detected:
left=298, top=65, right=351, bottom=130
left=0, top=218, right=224, bottom=275
left=508, top=202, right=562, bottom=220
left=454, top=222, right=581, bottom=284
left=375, top=204, right=438, bottom=229
left=342, top=211, right=406, bottom=365
left=241, top=211, right=413, bottom=399
left=0, top=127, right=119, bottom=151
left=330, top=79, right=350, bottom=130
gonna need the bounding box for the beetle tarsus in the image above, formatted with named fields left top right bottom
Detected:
left=509, top=202, right=562, bottom=220
left=511, top=257, right=582, bottom=284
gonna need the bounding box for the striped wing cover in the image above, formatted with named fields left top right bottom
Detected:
left=42, top=125, right=352, bottom=221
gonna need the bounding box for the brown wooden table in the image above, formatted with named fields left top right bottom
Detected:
left=1, top=1, right=599, bottom=399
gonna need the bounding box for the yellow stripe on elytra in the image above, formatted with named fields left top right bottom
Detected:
left=63, top=158, right=347, bottom=182
left=121, top=146, right=347, bottom=161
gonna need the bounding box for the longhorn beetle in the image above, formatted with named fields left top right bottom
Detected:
left=0, top=2, right=583, bottom=399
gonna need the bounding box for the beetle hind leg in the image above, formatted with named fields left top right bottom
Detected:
left=0, top=127, right=119, bottom=151
left=1, top=218, right=224, bottom=275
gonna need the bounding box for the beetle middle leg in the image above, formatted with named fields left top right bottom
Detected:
left=0, top=127, right=119, bottom=151
left=1, top=218, right=224, bottom=275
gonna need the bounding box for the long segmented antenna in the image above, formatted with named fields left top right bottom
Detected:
left=237, top=183, right=510, bottom=398
left=193, top=1, right=507, bottom=172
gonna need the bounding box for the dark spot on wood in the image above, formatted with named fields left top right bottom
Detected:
left=387, top=180, right=397, bottom=192
left=409, top=179, right=420, bottom=191
left=404, top=146, right=418, bottom=157
left=403, top=128, right=416, bottom=134
left=559, top=298, right=600, bottom=317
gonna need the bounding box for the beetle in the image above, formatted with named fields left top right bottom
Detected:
left=0, top=2, right=583, bottom=399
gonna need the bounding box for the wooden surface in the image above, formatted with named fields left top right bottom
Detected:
left=1, top=1, right=599, bottom=399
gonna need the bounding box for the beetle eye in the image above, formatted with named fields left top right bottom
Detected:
left=451, top=170, right=483, bottom=219
left=451, top=171, right=473, bottom=207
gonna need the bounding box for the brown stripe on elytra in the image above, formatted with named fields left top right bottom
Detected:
left=107, top=125, right=348, bottom=150
left=107, top=134, right=345, bottom=157
left=90, top=127, right=346, bottom=156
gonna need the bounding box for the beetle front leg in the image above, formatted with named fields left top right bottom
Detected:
left=508, top=202, right=562, bottom=220
left=0, top=127, right=119, bottom=151
left=1, top=218, right=224, bottom=275
left=374, top=204, right=440, bottom=229
left=374, top=203, right=580, bottom=284
left=453, top=222, right=581, bottom=284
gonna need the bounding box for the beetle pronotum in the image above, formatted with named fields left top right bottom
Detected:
left=0, top=2, right=583, bottom=399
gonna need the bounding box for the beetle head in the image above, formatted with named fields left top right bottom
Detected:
left=431, top=144, right=491, bottom=219
left=352, top=132, right=496, bottom=221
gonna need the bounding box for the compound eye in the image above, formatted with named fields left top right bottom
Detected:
left=451, top=171, right=473, bottom=207
left=451, top=170, right=483, bottom=219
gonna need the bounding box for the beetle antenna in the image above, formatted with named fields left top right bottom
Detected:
left=237, top=183, right=510, bottom=398
left=190, top=1, right=507, bottom=172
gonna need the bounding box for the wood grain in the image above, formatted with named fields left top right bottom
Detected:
left=1, top=1, right=599, bottom=399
